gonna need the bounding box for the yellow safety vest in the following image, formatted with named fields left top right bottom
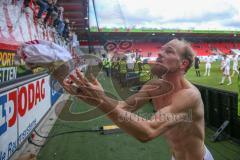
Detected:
left=119, top=60, right=127, bottom=74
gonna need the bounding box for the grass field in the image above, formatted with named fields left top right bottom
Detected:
left=38, top=101, right=240, bottom=160
left=37, top=68, right=240, bottom=160
left=186, top=61, right=239, bottom=93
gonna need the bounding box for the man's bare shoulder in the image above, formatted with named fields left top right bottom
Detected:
left=181, top=84, right=201, bottom=99
left=181, top=79, right=201, bottom=99
left=171, top=85, right=201, bottom=111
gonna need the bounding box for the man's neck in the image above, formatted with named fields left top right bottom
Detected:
left=163, top=71, right=185, bottom=91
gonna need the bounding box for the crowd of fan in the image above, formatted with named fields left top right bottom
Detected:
left=11, top=0, right=79, bottom=47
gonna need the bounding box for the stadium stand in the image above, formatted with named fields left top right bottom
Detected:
left=120, top=42, right=239, bottom=57
left=132, top=42, right=163, bottom=57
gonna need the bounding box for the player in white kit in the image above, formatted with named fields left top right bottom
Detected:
left=220, top=55, right=232, bottom=85
left=204, top=55, right=211, bottom=76
left=231, top=54, right=239, bottom=77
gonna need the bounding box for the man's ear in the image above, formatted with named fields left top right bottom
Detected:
left=181, top=59, right=189, bottom=70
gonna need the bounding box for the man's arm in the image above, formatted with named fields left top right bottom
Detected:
left=64, top=69, right=180, bottom=142
left=95, top=89, right=199, bottom=142
left=117, top=79, right=173, bottom=112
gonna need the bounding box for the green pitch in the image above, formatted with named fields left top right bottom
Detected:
left=37, top=101, right=240, bottom=160
left=186, top=61, right=238, bottom=93
left=187, top=61, right=240, bottom=117
left=37, top=69, right=240, bottom=160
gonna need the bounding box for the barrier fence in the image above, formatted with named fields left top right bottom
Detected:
left=0, top=73, right=62, bottom=160
left=195, top=84, right=240, bottom=141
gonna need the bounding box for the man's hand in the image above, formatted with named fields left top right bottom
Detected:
left=63, top=68, right=106, bottom=106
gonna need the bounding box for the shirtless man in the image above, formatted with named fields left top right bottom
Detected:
left=58, top=39, right=214, bottom=160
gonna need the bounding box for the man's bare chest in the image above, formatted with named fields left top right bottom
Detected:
left=152, top=95, right=172, bottom=110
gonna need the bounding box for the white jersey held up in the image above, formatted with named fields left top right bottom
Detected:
left=18, top=40, right=72, bottom=64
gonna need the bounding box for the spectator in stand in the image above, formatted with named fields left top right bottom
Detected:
left=43, top=0, right=58, bottom=26
left=22, top=0, right=31, bottom=13
left=231, top=54, right=239, bottom=77
left=54, top=6, right=64, bottom=24
left=70, top=32, right=79, bottom=47
left=62, top=18, right=70, bottom=40
left=36, top=0, right=50, bottom=23
left=204, top=55, right=211, bottom=76
left=23, top=0, right=30, bottom=7
left=220, top=55, right=232, bottom=85
left=37, top=0, right=57, bottom=24
left=54, top=6, right=65, bottom=35
left=194, top=56, right=201, bottom=77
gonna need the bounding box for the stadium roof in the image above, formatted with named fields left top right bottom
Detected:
left=85, top=32, right=240, bottom=43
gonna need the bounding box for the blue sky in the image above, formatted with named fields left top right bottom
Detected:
left=89, top=0, right=240, bottom=31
